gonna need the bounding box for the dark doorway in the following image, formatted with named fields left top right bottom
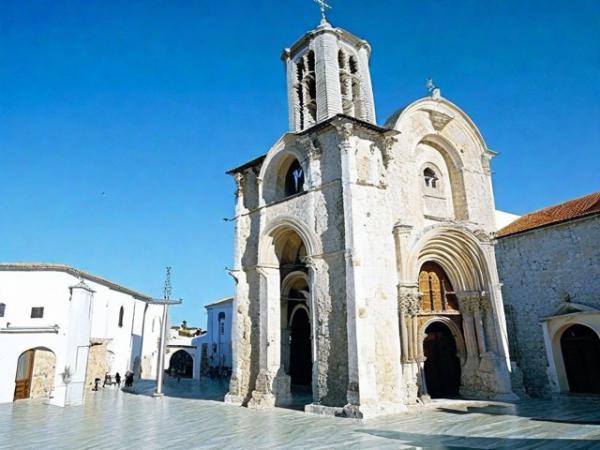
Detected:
left=169, top=350, right=193, bottom=378
left=423, top=322, right=461, bottom=397
left=561, top=324, right=600, bottom=394
left=289, top=308, right=312, bottom=385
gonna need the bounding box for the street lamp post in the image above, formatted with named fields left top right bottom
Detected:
left=149, top=266, right=182, bottom=398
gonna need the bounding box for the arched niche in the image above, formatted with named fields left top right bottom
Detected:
left=261, top=150, right=308, bottom=205
left=543, top=310, right=600, bottom=394
left=417, top=136, right=468, bottom=221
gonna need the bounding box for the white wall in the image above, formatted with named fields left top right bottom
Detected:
left=205, top=301, right=233, bottom=370
left=0, top=269, right=162, bottom=404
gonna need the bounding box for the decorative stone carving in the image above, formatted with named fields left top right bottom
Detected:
left=234, top=173, right=243, bottom=197
left=373, top=134, right=398, bottom=169
left=422, top=109, right=453, bottom=132
left=456, top=291, right=481, bottom=315
left=399, top=287, right=421, bottom=316
left=334, top=121, right=353, bottom=143
left=299, top=136, right=322, bottom=160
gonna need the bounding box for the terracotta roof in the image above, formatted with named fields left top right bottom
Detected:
left=497, top=191, right=600, bottom=238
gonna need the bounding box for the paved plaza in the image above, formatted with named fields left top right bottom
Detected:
left=1, top=379, right=600, bottom=449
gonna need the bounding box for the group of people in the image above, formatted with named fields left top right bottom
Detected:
left=101, top=371, right=135, bottom=388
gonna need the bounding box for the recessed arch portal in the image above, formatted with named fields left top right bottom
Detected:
left=257, top=219, right=317, bottom=405
left=423, top=321, right=461, bottom=398
left=408, top=226, right=492, bottom=293
left=560, top=324, right=600, bottom=394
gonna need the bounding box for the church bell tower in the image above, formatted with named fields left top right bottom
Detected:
left=282, top=14, right=376, bottom=132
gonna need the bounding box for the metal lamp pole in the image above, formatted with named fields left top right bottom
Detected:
left=149, top=298, right=182, bottom=397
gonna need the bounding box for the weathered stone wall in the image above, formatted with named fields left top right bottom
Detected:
left=84, top=339, right=109, bottom=393
left=496, top=215, right=600, bottom=397
left=30, top=349, right=56, bottom=399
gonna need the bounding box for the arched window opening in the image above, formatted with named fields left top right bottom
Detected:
left=284, top=159, right=305, bottom=197
left=349, top=56, right=363, bottom=119
left=118, top=306, right=124, bottom=328
left=339, top=50, right=352, bottom=115
left=0, top=303, right=5, bottom=317
left=423, top=167, right=439, bottom=189
left=295, top=51, right=316, bottom=130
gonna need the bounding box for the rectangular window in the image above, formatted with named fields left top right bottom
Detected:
left=0, top=303, right=5, bottom=317
left=31, top=307, right=44, bottom=319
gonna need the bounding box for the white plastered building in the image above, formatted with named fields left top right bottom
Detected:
left=193, top=297, right=233, bottom=379
left=0, top=264, right=163, bottom=406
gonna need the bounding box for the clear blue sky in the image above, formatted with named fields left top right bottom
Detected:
left=1, top=1, right=598, bottom=328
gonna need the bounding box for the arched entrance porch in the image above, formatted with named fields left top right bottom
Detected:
left=14, top=347, right=56, bottom=401
left=560, top=324, right=600, bottom=394
left=401, top=226, right=514, bottom=401
left=249, top=219, right=318, bottom=409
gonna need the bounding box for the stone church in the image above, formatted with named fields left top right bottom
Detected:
left=225, top=16, right=516, bottom=418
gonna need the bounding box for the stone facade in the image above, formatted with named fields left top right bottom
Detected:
left=30, top=349, right=56, bottom=399
left=496, top=213, right=600, bottom=397
left=225, top=18, right=515, bottom=418
left=84, top=339, right=110, bottom=394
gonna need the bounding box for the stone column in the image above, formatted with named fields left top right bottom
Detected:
left=456, top=290, right=482, bottom=396
left=248, top=266, right=291, bottom=408
left=225, top=173, right=252, bottom=406
left=398, top=285, right=421, bottom=404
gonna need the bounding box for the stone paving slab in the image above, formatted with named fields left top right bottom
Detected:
left=1, top=379, right=600, bottom=449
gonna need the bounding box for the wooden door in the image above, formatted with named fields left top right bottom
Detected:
left=561, top=324, right=600, bottom=394
left=14, top=350, right=34, bottom=401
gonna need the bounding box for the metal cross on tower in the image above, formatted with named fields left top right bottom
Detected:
left=313, top=0, right=331, bottom=22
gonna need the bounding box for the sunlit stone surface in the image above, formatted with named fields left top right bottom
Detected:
left=1, top=379, right=599, bottom=449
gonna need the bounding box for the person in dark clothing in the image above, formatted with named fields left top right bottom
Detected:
left=115, top=372, right=121, bottom=387
left=102, top=372, right=110, bottom=388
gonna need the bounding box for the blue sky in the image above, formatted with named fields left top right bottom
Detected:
left=1, top=1, right=598, bottom=328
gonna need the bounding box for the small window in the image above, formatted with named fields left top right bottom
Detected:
left=31, top=307, right=44, bottom=319
left=0, top=303, right=5, bottom=317
left=423, top=168, right=439, bottom=189
left=284, top=160, right=305, bottom=197
left=118, top=306, right=124, bottom=328
left=218, top=312, right=226, bottom=335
